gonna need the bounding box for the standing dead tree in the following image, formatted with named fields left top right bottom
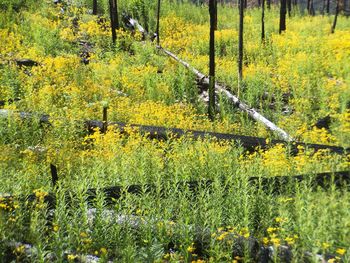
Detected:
left=209, top=0, right=217, bottom=120
left=93, top=0, right=97, bottom=15
left=279, top=0, right=287, bottom=33
left=156, top=0, right=161, bottom=46
left=109, top=0, right=119, bottom=43
left=331, top=0, right=340, bottom=33
left=238, top=0, right=244, bottom=94
left=261, top=0, right=265, bottom=41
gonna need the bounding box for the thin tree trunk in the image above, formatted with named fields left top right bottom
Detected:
left=310, top=0, right=315, bottom=15
left=156, top=0, right=161, bottom=46
left=262, top=0, right=265, bottom=41
left=209, top=0, right=216, bottom=120
left=267, top=0, right=271, bottom=9
left=331, top=0, right=340, bottom=33
left=238, top=0, right=244, bottom=91
left=93, top=0, right=97, bottom=15
left=115, top=0, right=119, bottom=29
left=326, top=0, right=330, bottom=14
left=141, top=2, right=149, bottom=33
left=287, top=0, right=292, bottom=16
left=279, top=0, right=287, bottom=34
left=109, top=0, right=117, bottom=43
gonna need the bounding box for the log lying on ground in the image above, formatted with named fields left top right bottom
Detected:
left=157, top=46, right=293, bottom=142
left=0, top=109, right=348, bottom=155
left=0, top=204, right=345, bottom=262
left=1, top=171, right=349, bottom=211
left=0, top=98, right=21, bottom=107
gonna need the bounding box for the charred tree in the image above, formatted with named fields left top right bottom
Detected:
left=287, top=0, right=292, bottom=16
left=326, top=0, right=330, bottom=14
left=156, top=0, right=161, bottom=46
left=279, top=0, right=287, bottom=34
left=331, top=0, right=340, bottom=33
left=209, top=0, right=216, bottom=120
left=108, top=0, right=119, bottom=43
left=93, top=0, right=97, bottom=15
left=262, top=0, right=265, bottom=41
left=238, top=0, right=244, bottom=87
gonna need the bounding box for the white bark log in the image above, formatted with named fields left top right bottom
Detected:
left=158, top=46, right=293, bottom=142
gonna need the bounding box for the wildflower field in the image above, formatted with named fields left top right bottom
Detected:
left=0, top=0, right=350, bottom=262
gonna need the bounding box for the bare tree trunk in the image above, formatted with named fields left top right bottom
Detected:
left=93, top=0, right=97, bottom=15
left=209, top=0, right=217, bottom=120
left=287, top=0, right=292, bottom=16
left=326, top=0, right=330, bottom=14
left=238, top=0, right=244, bottom=91
left=109, top=0, right=117, bottom=43
left=331, top=0, right=340, bottom=33
left=279, top=0, right=287, bottom=34
left=156, top=0, right=161, bottom=46
left=262, top=0, right=265, bottom=41
left=267, top=0, right=271, bottom=9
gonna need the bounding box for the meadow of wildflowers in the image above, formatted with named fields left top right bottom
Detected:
left=0, top=0, right=349, bottom=261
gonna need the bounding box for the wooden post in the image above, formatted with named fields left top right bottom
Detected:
left=262, top=0, right=265, bottom=41
left=93, top=0, right=97, bottom=15
left=50, top=164, right=58, bottom=187
left=102, top=106, right=108, bottom=133
left=238, top=0, right=244, bottom=92
left=279, top=0, right=287, bottom=34
left=156, top=0, right=161, bottom=46
left=209, top=0, right=217, bottom=120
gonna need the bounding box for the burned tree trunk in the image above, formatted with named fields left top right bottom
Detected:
left=238, top=0, right=244, bottom=88
left=279, top=0, right=287, bottom=34
left=262, top=0, right=265, bottom=41
left=326, top=0, right=330, bottom=14
left=93, top=0, right=97, bottom=15
left=108, top=0, right=118, bottom=43
left=209, top=0, right=216, bottom=120
left=287, top=0, right=292, bottom=16
left=331, top=0, right=340, bottom=33
left=156, top=0, right=161, bottom=46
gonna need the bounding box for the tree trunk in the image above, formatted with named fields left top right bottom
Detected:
left=267, top=0, right=271, bottom=9
left=331, top=0, right=340, bottom=33
left=326, top=0, right=330, bottom=14
left=209, top=0, right=216, bottom=120
left=287, top=0, right=292, bottom=16
left=279, top=0, right=287, bottom=34
left=262, top=0, right=265, bottom=41
left=156, top=0, right=161, bottom=46
left=238, top=0, right=244, bottom=87
left=109, top=0, right=117, bottom=43
left=93, top=0, right=97, bottom=15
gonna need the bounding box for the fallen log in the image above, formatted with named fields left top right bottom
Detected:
left=0, top=109, right=348, bottom=155
left=0, top=98, right=21, bottom=107
left=1, top=170, right=349, bottom=211
left=157, top=46, right=293, bottom=142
